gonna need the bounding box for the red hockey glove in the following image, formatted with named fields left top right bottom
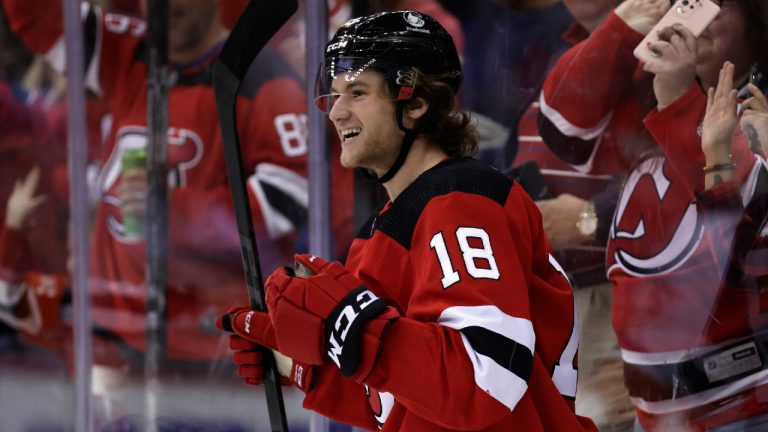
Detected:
left=226, top=334, right=313, bottom=391
left=216, top=306, right=312, bottom=391
left=216, top=306, right=277, bottom=349
left=265, top=254, right=397, bottom=377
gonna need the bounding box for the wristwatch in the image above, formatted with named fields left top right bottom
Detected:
left=576, top=200, right=598, bottom=237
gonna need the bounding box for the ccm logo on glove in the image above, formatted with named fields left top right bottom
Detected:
left=327, top=287, right=385, bottom=371
left=244, top=311, right=254, bottom=334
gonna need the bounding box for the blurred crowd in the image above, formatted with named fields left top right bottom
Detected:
left=0, top=0, right=766, bottom=430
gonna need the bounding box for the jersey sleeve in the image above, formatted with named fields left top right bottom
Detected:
left=352, top=191, right=555, bottom=429
left=643, top=84, right=757, bottom=193
left=696, top=158, right=768, bottom=285
left=302, top=363, right=379, bottom=430
left=2, top=0, right=64, bottom=54
left=164, top=70, right=309, bottom=271
left=3, top=0, right=146, bottom=99
left=238, top=73, right=309, bottom=247
left=538, top=11, right=643, bottom=166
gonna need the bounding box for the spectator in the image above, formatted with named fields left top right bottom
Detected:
left=512, top=0, right=622, bottom=283
left=441, top=0, right=575, bottom=167
left=510, top=1, right=635, bottom=429
left=2, top=0, right=311, bottom=392
left=0, top=84, right=70, bottom=294
left=539, top=0, right=768, bottom=429
left=0, top=167, right=69, bottom=354
left=218, top=10, right=597, bottom=431
left=699, top=60, right=767, bottom=297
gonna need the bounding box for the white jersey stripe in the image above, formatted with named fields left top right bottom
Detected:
left=248, top=162, right=308, bottom=239
left=631, top=371, right=768, bottom=414
left=44, top=3, right=104, bottom=95
left=538, top=91, right=613, bottom=141
left=458, top=333, right=530, bottom=411
left=438, top=305, right=535, bottom=411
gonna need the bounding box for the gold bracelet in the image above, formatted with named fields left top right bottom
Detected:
left=702, top=161, right=736, bottom=173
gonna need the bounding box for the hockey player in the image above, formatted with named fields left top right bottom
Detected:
left=538, top=0, right=768, bottom=429
left=217, top=10, right=597, bottom=431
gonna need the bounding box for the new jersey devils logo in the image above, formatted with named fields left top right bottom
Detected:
left=97, top=125, right=204, bottom=242
left=365, top=384, right=395, bottom=428
left=608, top=157, right=703, bottom=276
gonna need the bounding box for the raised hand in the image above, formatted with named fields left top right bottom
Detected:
left=702, top=61, right=738, bottom=162
left=740, top=82, right=768, bottom=155
left=614, top=0, right=670, bottom=36
left=5, top=167, right=47, bottom=230
left=642, top=23, right=698, bottom=109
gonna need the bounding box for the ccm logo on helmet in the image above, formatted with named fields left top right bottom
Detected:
left=327, top=40, right=348, bottom=52
left=327, top=289, right=381, bottom=367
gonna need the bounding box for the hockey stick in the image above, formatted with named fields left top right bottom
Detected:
left=212, top=1, right=298, bottom=431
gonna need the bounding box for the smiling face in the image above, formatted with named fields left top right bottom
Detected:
left=328, top=71, right=404, bottom=175
left=697, top=1, right=753, bottom=88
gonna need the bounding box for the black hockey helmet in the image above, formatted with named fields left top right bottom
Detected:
left=314, top=10, right=462, bottom=184
left=314, top=10, right=462, bottom=112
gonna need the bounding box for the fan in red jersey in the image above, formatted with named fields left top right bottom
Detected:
left=1, top=0, right=357, bottom=373
left=538, top=0, right=768, bottom=429
left=217, top=10, right=597, bottom=431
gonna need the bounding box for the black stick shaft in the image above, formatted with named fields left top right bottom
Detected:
left=213, top=1, right=299, bottom=430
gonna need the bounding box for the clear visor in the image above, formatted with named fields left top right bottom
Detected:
left=313, top=56, right=397, bottom=113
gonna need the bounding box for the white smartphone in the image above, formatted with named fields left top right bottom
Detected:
left=633, top=0, right=720, bottom=64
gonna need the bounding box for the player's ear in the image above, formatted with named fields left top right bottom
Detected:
left=405, top=97, right=429, bottom=121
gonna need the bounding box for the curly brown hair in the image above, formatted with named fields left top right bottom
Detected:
left=406, top=69, right=478, bottom=158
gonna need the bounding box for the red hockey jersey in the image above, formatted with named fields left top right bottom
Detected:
left=3, top=0, right=316, bottom=360
left=540, top=10, right=768, bottom=430
left=301, top=158, right=596, bottom=431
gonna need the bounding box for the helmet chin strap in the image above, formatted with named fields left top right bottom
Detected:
left=360, top=98, right=417, bottom=184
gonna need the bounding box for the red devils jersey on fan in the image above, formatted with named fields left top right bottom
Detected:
left=0, top=226, right=70, bottom=354
left=540, top=10, right=768, bottom=429
left=3, top=0, right=320, bottom=360
left=538, top=13, right=655, bottom=178
left=302, top=158, right=596, bottom=431
left=515, top=101, right=615, bottom=199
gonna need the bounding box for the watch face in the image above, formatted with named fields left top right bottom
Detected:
left=578, top=216, right=598, bottom=236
